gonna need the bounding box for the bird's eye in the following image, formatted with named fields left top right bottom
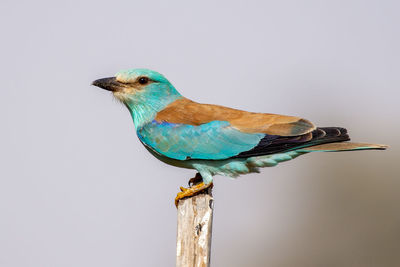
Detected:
left=138, top=77, right=149, bottom=85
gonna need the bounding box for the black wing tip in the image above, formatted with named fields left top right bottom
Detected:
left=235, top=126, right=351, bottom=158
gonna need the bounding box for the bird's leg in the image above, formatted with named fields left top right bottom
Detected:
left=175, top=173, right=213, bottom=207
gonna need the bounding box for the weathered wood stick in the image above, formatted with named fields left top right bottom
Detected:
left=176, top=187, right=214, bottom=267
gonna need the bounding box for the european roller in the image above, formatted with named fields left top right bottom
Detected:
left=93, top=69, right=387, bottom=206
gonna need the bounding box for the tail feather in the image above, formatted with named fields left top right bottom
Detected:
left=297, top=142, right=388, bottom=152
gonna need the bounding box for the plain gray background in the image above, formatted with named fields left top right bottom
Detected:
left=1, top=0, right=399, bottom=266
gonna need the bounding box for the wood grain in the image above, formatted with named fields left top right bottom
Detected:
left=176, top=189, right=214, bottom=267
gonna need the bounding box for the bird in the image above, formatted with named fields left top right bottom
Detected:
left=93, top=68, right=387, bottom=206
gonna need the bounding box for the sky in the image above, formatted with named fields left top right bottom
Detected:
left=1, top=0, right=399, bottom=266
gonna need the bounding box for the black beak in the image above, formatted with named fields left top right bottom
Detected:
left=92, top=77, right=123, bottom=92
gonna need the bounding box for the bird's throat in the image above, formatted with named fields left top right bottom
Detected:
left=124, top=94, right=183, bottom=129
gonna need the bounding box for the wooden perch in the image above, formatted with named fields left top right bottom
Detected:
left=176, top=187, right=214, bottom=267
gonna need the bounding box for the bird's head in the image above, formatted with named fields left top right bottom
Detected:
left=92, top=69, right=182, bottom=111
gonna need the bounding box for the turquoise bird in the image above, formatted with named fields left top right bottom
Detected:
left=93, top=69, right=387, bottom=206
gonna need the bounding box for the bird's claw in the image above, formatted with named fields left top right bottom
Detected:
left=180, top=186, right=188, bottom=192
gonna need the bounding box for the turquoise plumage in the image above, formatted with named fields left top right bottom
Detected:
left=93, top=68, right=387, bottom=204
left=138, top=120, right=264, bottom=160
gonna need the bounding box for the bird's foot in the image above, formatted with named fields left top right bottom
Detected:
left=175, top=181, right=213, bottom=207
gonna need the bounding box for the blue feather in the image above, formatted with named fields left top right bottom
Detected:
left=137, top=120, right=265, bottom=160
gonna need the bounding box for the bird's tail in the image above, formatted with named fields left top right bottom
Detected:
left=296, top=142, right=388, bottom=152
left=291, top=127, right=387, bottom=152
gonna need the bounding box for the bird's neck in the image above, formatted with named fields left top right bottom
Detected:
left=124, top=94, right=183, bottom=129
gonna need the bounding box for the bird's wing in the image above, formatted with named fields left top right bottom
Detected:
left=137, top=98, right=351, bottom=161
left=137, top=120, right=266, bottom=160
left=154, top=98, right=316, bottom=136
left=138, top=118, right=352, bottom=161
